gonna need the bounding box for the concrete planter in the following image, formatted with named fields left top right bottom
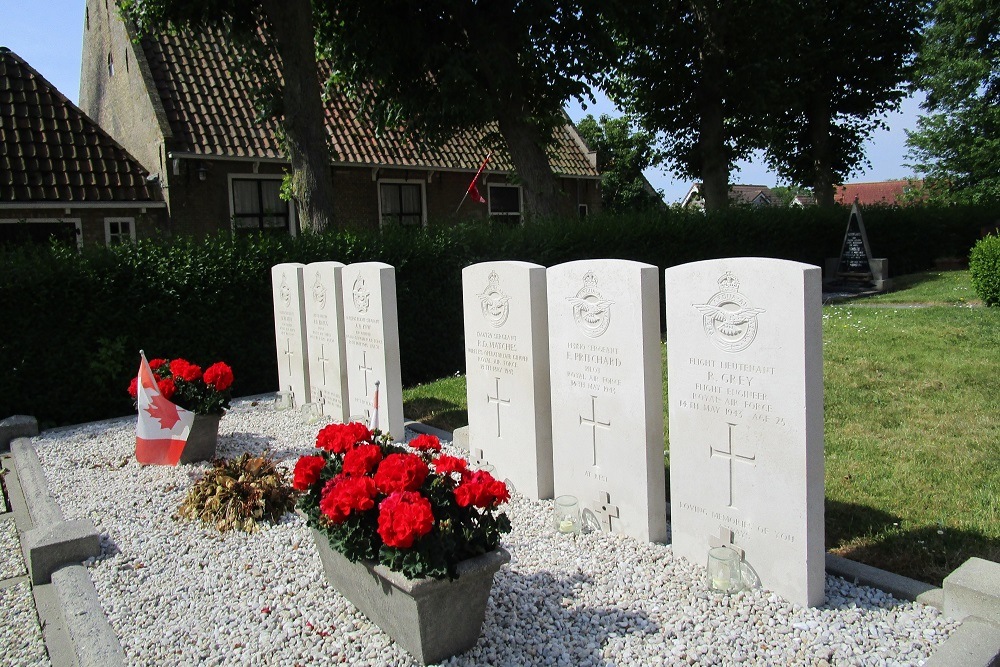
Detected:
left=179, top=413, right=220, bottom=463
left=311, top=529, right=509, bottom=665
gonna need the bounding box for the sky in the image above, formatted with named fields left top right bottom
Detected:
left=3, top=0, right=926, bottom=203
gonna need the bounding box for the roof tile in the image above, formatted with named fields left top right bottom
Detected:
left=0, top=48, right=161, bottom=204
left=140, top=29, right=597, bottom=177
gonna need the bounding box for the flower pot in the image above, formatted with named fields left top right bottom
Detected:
left=311, top=528, right=509, bottom=665
left=180, top=413, right=221, bottom=463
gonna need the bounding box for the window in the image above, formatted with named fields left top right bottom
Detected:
left=105, top=218, right=135, bottom=245
left=378, top=181, right=425, bottom=228
left=488, top=184, right=522, bottom=224
left=231, top=178, right=290, bottom=234
left=578, top=204, right=589, bottom=219
left=1, top=218, right=82, bottom=249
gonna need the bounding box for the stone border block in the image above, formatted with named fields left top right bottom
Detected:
left=52, top=565, right=126, bottom=666
left=826, top=553, right=942, bottom=607
left=449, top=425, right=470, bottom=451
left=26, top=518, right=101, bottom=585
left=1, top=415, right=38, bottom=452
left=944, top=557, right=1000, bottom=624
left=922, top=616, right=1000, bottom=667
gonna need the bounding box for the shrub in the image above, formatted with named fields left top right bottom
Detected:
left=176, top=453, right=298, bottom=532
left=970, top=234, right=1000, bottom=306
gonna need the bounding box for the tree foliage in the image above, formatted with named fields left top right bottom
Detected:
left=575, top=114, right=664, bottom=213
left=312, top=0, right=613, bottom=220
left=907, top=0, right=1000, bottom=204
left=120, top=0, right=336, bottom=231
left=762, top=0, right=921, bottom=206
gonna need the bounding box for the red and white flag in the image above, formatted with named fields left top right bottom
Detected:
left=135, top=351, right=195, bottom=465
left=457, top=152, right=492, bottom=211
left=371, top=380, right=381, bottom=432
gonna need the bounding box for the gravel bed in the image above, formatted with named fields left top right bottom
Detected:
left=0, top=581, right=50, bottom=667
left=31, top=398, right=958, bottom=666
left=1, top=516, right=27, bottom=579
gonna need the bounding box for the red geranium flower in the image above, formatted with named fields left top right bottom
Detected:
left=292, top=455, right=326, bottom=491
left=432, top=454, right=469, bottom=476
left=148, top=358, right=168, bottom=371
left=342, top=444, right=383, bottom=477
left=127, top=376, right=139, bottom=399
left=316, top=422, right=370, bottom=454
left=408, top=434, right=441, bottom=452
left=373, top=453, right=429, bottom=494
left=319, top=475, right=377, bottom=523
left=157, top=377, right=177, bottom=400
left=203, top=362, right=234, bottom=391
left=454, top=470, right=510, bottom=509
left=377, top=491, right=434, bottom=549
left=169, top=358, right=202, bottom=382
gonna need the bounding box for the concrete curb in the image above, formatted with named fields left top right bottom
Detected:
left=1, top=415, right=39, bottom=452
left=11, top=438, right=101, bottom=585
left=52, top=566, right=127, bottom=667
left=826, top=553, right=944, bottom=608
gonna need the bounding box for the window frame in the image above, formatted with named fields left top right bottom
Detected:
left=0, top=217, right=82, bottom=249
left=377, top=179, right=427, bottom=229
left=227, top=174, right=296, bottom=236
left=104, top=217, right=136, bottom=245
left=487, top=184, right=523, bottom=224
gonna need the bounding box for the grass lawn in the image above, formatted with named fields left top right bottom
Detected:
left=402, top=270, right=1000, bottom=585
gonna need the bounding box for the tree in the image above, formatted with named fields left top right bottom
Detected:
left=762, top=0, right=921, bottom=207
left=906, top=0, right=1000, bottom=204
left=607, top=0, right=793, bottom=211
left=312, top=0, right=613, bottom=220
left=575, top=114, right=664, bottom=213
left=121, top=0, right=336, bottom=231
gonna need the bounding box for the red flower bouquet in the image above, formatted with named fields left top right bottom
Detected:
left=295, top=423, right=511, bottom=579
left=128, top=357, right=234, bottom=415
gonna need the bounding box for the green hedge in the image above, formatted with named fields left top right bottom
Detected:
left=0, top=204, right=991, bottom=427
left=970, top=233, right=1000, bottom=306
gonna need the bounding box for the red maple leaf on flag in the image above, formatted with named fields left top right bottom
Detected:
left=145, top=393, right=182, bottom=431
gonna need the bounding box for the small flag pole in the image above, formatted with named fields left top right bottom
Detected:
left=455, top=151, right=493, bottom=214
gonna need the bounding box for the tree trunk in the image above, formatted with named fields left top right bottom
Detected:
left=496, top=113, right=562, bottom=221
left=260, top=0, right=335, bottom=232
left=696, top=69, right=730, bottom=211
left=807, top=93, right=835, bottom=207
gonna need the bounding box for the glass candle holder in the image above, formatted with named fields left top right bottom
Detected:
left=553, top=495, right=581, bottom=535
left=300, top=401, right=322, bottom=424
left=706, top=546, right=744, bottom=594
left=274, top=391, right=294, bottom=411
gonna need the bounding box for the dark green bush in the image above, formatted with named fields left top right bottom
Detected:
left=0, top=204, right=992, bottom=427
left=970, top=234, right=1000, bottom=306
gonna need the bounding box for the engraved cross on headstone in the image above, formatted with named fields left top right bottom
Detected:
left=709, top=422, right=756, bottom=508
left=589, top=491, right=620, bottom=532
left=358, top=350, right=374, bottom=396
left=580, top=396, right=612, bottom=466
left=316, top=344, right=331, bottom=387
left=709, top=526, right=745, bottom=559
left=282, top=338, right=295, bottom=376
left=487, top=377, right=511, bottom=438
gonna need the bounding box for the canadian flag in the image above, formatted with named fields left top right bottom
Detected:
left=135, top=351, right=195, bottom=465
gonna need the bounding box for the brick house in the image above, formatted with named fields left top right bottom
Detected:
left=0, top=47, right=166, bottom=248
left=79, top=1, right=601, bottom=237
left=833, top=180, right=923, bottom=207
left=681, top=183, right=779, bottom=210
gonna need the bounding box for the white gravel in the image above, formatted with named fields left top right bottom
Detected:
left=30, top=397, right=959, bottom=666
left=0, top=581, right=50, bottom=667
left=0, top=516, right=27, bottom=580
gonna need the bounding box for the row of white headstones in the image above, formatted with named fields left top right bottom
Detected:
left=273, top=257, right=824, bottom=608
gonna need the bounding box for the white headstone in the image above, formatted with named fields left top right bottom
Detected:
left=548, top=259, right=667, bottom=543
left=462, top=261, right=553, bottom=500
left=303, top=262, right=350, bottom=422
left=341, top=262, right=404, bottom=441
left=271, top=263, right=310, bottom=407
left=665, top=257, right=824, bottom=608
